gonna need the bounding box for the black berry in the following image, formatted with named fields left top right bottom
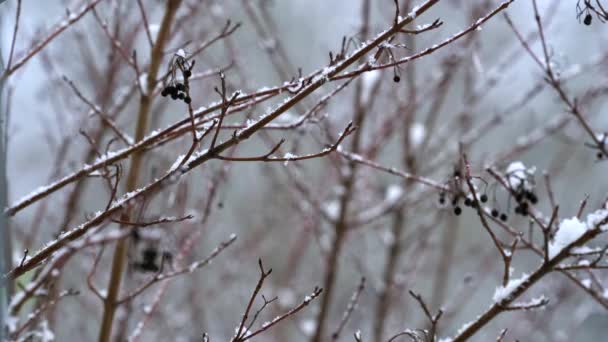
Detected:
left=184, top=96, right=192, bottom=104
left=480, top=194, right=488, bottom=203
left=176, top=83, right=185, bottom=91
left=142, top=247, right=158, bottom=263
left=178, top=93, right=185, bottom=100
left=500, top=213, right=508, bottom=222
left=584, top=14, right=592, bottom=26
left=171, top=93, right=178, bottom=100
left=491, top=209, right=499, bottom=217
left=464, top=198, right=472, bottom=207
left=454, top=206, right=462, bottom=216
left=393, top=75, right=400, bottom=83
left=161, top=88, right=169, bottom=97
left=184, top=70, right=192, bottom=78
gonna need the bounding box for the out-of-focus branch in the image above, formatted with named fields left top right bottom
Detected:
left=4, top=0, right=104, bottom=77
left=98, top=1, right=182, bottom=341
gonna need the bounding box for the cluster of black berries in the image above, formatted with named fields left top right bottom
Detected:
left=438, top=191, right=489, bottom=217
left=462, top=194, right=488, bottom=216
left=161, top=49, right=195, bottom=104
left=130, top=229, right=173, bottom=273
left=133, top=246, right=161, bottom=272
left=486, top=182, right=538, bottom=222
left=512, top=185, right=538, bottom=217
left=438, top=192, right=458, bottom=213
left=161, top=82, right=191, bottom=104
left=490, top=208, right=509, bottom=222
left=439, top=169, right=463, bottom=215
left=132, top=245, right=173, bottom=273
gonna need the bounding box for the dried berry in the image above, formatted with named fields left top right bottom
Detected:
left=165, top=85, right=177, bottom=96
left=529, top=194, right=538, bottom=204
left=523, top=191, right=537, bottom=204
left=142, top=247, right=158, bottom=263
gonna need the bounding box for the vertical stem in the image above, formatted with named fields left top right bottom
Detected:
left=372, top=209, right=405, bottom=342
left=312, top=1, right=371, bottom=341
left=373, top=6, right=416, bottom=337
left=430, top=217, right=457, bottom=310
left=0, top=47, right=8, bottom=342
left=97, top=2, right=181, bottom=341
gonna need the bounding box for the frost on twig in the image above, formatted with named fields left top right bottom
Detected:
left=231, top=259, right=322, bottom=342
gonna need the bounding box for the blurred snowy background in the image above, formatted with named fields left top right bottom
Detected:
left=2, top=0, right=608, bottom=341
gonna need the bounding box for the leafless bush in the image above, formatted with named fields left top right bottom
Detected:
left=2, top=0, right=608, bottom=341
